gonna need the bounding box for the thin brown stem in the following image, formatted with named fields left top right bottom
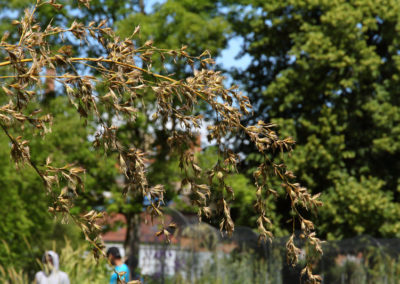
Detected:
left=0, top=122, right=46, bottom=185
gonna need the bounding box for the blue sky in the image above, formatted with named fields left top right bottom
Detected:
left=218, top=36, right=251, bottom=70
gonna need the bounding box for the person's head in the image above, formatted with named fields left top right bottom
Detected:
left=41, top=251, right=59, bottom=275
left=43, top=253, right=53, bottom=266
left=106, top=247, right=121, bottom=266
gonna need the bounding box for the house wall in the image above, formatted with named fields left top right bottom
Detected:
left=104, top=242, right=219, bottom=278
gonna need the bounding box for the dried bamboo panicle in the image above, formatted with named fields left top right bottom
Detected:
left=0, top=0, right=322, bottom=280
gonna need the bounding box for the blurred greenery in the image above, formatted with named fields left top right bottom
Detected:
left=117, top=0, right=229, bottom=74
left=110, top=0, right=231, bottom=275
left=2, top=0, right=400, bottom=281
left=0, top=95, right=117, bottom=277
left=0, top=0, right=231, bottom=277
left=0, top=238, right=110, bottom=283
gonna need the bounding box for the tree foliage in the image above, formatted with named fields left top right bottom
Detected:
left=0, top=95, right=117, bottom=273
left=227, top=0, right=400, bottom=239
left=1, top=0, right=232, bottom=276
left=0, top=0, right=322, bottom=281
left=111, top=0, right=231, bottom=222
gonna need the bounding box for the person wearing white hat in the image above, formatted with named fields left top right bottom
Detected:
left=35, top=250, right=70, bottom=284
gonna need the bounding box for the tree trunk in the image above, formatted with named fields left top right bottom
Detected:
left=43, top=68, right=56, bottom=104
left=124, top=212, right=141, bottom=280
left=139, top=0, right=146, bottom=14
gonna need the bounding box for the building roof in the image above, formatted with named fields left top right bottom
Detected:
left=101, top=211, right=198, bottom=244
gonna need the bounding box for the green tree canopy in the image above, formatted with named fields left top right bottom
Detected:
left=227, top=0, right=400, bottom=239
left=0, top=96, right=117, bottom=274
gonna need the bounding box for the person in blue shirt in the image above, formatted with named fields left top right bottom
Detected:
left=106, top=247, right=130, bottom=284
